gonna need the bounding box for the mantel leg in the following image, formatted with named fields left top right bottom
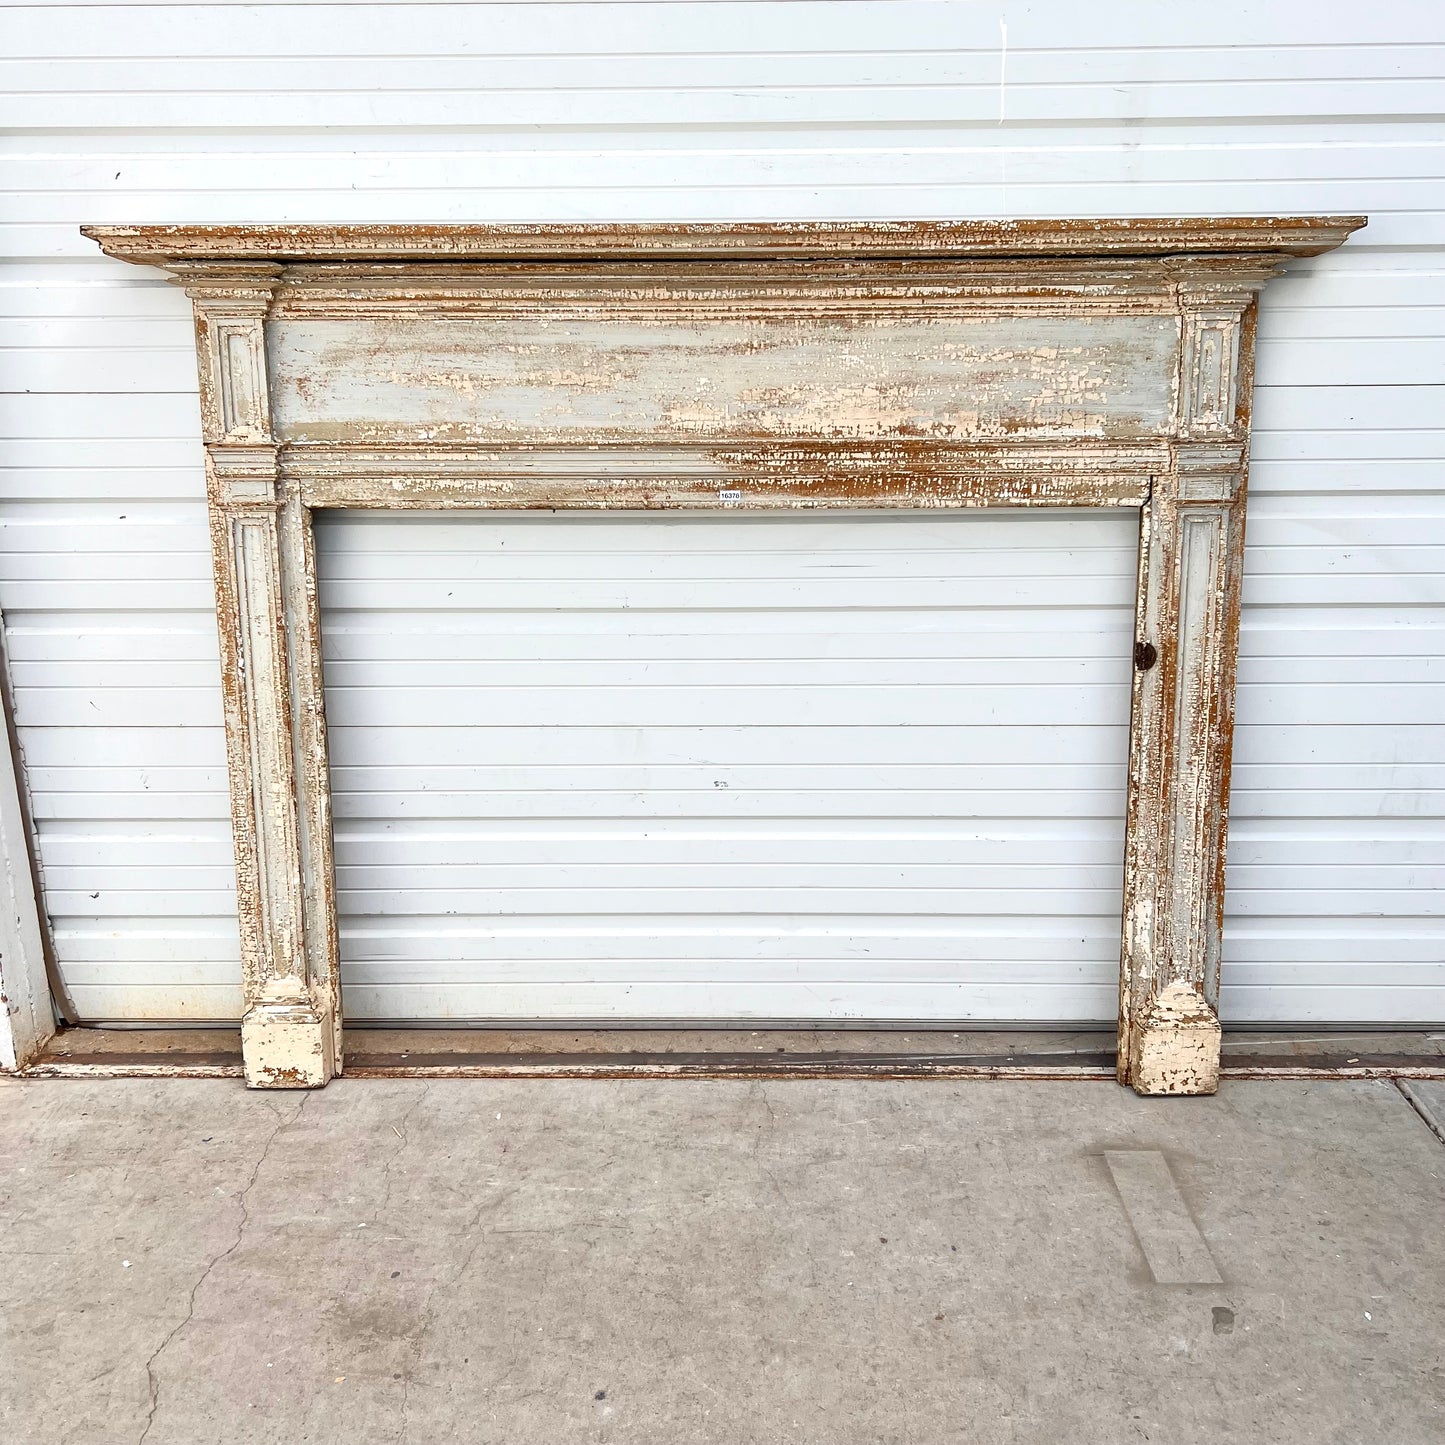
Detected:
left=1119, top=486, right=1243, bottom=1095
left=179, top=262, right=341, bottom=1089
left=212, top=483, right=338, bottom=1088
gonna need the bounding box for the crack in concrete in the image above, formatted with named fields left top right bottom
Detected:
left=751, top=1082, right=791, bottom=1209
left=136, top=1093, right=311, bottom=1445
left=748, top=1084, right=818, bottom=1287
left=342, top=1076, right=438, bottom=1445
left=397, top=1182, right=522, bottom=1443
left=377, top=1082, right=431, bottom=1225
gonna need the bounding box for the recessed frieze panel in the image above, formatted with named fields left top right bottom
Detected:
left=268, top=312, right=1179, bottom=446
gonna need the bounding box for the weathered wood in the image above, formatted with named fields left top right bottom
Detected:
left=1119, top=286, right=1261, bottom=1095
left=0, top=615, right=59, bottom=1068
left=269, top=311, right=1178, bottom=447
left=81, top=217, right=1365, bottom=264
left=268, top=258, right=1196, bottom=315
left=287, top=443, right=1157, bottom=512
left=178, top=263, right=339, bottom=1089
left=85, top=219, right=1363, bottom=1094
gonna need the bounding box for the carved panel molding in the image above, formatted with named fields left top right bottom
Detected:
left=86, top=217, right=1365, bottom=1093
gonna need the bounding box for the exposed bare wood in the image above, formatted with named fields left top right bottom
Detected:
left=82, top=217, right=1366, bottom=265
left=294, top=464, right=1153, bottom=513
left=178, top=265, right=340, bottom=1089
left=1118, top=277, right=1263, bottom=1094
left=270, top=312, right=1179, bottom=448
left=84, top=219, right=1362, bottom=1094
left=269, top=258, right=1207, bottom=316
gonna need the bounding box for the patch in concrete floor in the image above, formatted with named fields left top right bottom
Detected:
left=1104, top=1150, right=1223, bottom=1285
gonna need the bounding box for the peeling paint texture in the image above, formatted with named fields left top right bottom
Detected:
left=1132, top=981, right=1224, bottom=1096
left=83, top=218, right=1364, bottom=1094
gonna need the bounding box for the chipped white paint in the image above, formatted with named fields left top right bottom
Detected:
left=178, top=262, right=340, bottom=1088
left=240, top=987, right=332, bottom=1088
left=84, top=219, right=1362, bottom=1094
left=1131, top=981, right=1224, bottom=1096
left=269, top=310, right=1180, bottom=446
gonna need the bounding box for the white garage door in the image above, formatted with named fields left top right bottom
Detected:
left=7, top=0, right=1443, bottom=1028
left=317, top=508, right=1137, bottom=1023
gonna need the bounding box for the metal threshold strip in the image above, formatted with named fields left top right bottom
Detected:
left=17, top=1027, right=1445, bottom=1083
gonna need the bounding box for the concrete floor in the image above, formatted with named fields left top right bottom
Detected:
left=1, top=1078, right=1442, bottom=1444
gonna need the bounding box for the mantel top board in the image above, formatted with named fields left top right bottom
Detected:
left=83, top=216, right=1365, bottom=266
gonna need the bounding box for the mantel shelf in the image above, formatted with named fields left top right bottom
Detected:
left=83, top=216, right=1365, bottom=266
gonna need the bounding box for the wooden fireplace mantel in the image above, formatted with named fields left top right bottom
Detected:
left=85, top=216, right=1366, bottom=1093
